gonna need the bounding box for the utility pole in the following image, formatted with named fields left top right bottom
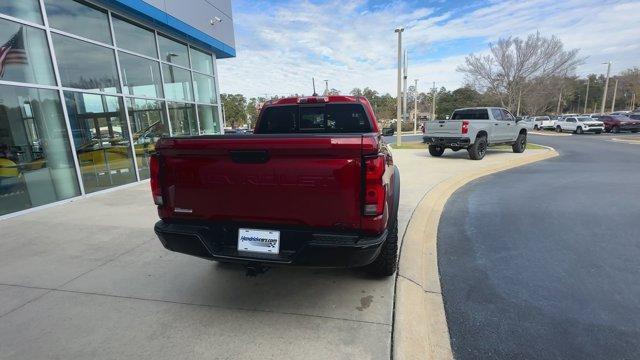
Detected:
left=601, top=61, right=611, bottom=114
left=413, top=79, right=418, bottom=134
left=402, top=50, right=408, bottom=133
left=516, top=89, right=522, bottom=117
left=610, top=78, right=618, bottom=112
left=556, top=86, right=563, bottom=115
left=431, top=82, right=436, bottom=121
left=395, top=27, right=404, bottom=145
left=583, top=77, right=590, bottom=114
left=323, top=80, right=329, bottom=96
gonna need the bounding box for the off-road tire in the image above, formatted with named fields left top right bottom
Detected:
left=556, top=126, right=562, bottom=133
left=428, top=145, right=445, bottom=157
left=468, top=135, right=487, bottom=160
left=365, top=220, right=398, bottom=277
left=512, top=132, right=527, bottom=153
left=576, top=127, right=584, bottom=134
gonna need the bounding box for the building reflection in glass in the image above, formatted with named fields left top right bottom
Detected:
left=64, top=92, right=136, bottom=193
left=0, top=84, right=80, bottom=216
left=127, top=98, right=169, bottom=179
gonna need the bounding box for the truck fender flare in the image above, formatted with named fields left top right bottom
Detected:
left=390, top=165, right=401, bottom=225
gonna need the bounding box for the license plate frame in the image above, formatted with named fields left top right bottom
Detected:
left=237, top=228, right=281, bottom=255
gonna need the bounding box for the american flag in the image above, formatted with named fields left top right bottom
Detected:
left=0, top=27, right=28, bottom=77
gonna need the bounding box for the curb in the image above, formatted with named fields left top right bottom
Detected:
left=392, top=148, right=559, bottom=360
left=530, top=131, right=572, bottom=137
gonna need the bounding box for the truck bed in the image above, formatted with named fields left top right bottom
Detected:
left=155, top=133, right=380, bottom=232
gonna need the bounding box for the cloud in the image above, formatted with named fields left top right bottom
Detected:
left=217, top=0, right=640, bottom=98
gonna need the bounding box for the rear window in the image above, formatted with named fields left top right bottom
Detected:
left=257, top=104, right=371, bottom=134
left=451, top=109, right=489, bottom=120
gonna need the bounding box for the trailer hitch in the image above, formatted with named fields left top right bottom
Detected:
left=245, top=262, right=270, bottom=277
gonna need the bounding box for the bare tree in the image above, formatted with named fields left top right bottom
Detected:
left=458, top=32, right=584, bottom=111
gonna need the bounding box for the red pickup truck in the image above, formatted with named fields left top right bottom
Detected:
left=150, top=96, right=400, bottom=276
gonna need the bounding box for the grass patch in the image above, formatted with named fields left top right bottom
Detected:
left=390, top=142, right=546, bottom=150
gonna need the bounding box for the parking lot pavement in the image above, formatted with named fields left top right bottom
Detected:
left=0, top=146, right=547, bottom=359
left=439, top=134, right=640, bottom=359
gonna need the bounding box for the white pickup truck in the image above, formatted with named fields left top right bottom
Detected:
left=555, top=116, right=604, bottom=134
left=422, top=107, right=527, bottom=160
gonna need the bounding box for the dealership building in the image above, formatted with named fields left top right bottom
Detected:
left=0, top=0, right=235, bottom=217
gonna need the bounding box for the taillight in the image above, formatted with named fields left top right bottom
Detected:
left=364, top=155, right=386, bottom=216
left=461, top=120, right=469, bottom=134
left=150, top=154, right=162, bottom=205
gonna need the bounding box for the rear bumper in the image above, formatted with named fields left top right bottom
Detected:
left=154, top=220, right=387, bottom=268
left=422, top=136, right=471, bottom=147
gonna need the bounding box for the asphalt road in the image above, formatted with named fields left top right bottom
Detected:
left=438, top=133, right=640, bottom=359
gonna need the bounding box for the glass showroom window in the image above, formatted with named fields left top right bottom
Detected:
left=44, top=0, right=112, bottom=45
left=167, top=102, right=197, bottom=136
left=197, top=105, right=221, bottom=135
left=64, top=92, right=136, bottom=193
left=0, top=84, right=81, bottom=216
left=190, top=48, right=214, bottom=76
left=0, top=0, right=42, bottom=24
left=162, top=64, right=192, bottom=102
left=158, top=35, right=189, bottom=68
left=193, top=72, right=216, bottom=104
left=127, top=98, right=168, bottom=179
left=53, top=34, right=120, bottom=93
left=112, top=15, right=157, bottom=58
left=119, top=52, right=163, bottom=98
left=0, top=18, right=56, bottom=85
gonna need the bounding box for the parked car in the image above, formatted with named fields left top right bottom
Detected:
left=422, top=107, right=527, bottom=160
left=519, top=117, right=537, bottom=130
left=582, top=113, right=601, bottom=118
left=534, top=116, right=553, bottom=130
left=610, top=111, right=631, bottom=116
left=539, top=116, right=556, bottom=130
left=594, top=115, right=640, bottom=133
left=521, top=116, right=545, bottom=130
left=555, top=116, right=604, bottom=134
left=151, top=95, right=401, bottom=276
left=628, top=113, right=640, bottom=121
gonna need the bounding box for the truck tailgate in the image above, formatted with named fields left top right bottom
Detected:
left=156, top=135, right=374, bottom=231
left=426, top=120, right=462, bottom=135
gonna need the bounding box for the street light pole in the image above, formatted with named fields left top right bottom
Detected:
left=413, top=79, right=418, bottom=134
left=600, top=61, right=611, bottom=114
left=583, top=77, right=590, bottom=114
left=611, top=78, right=618, bottom=112
left=395, top=27, right=404, bottom=146
left=403, top=50, right=408, bottom=133
left=431, top=82, right=436, bottom=121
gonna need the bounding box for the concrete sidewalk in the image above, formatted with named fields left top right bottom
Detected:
left=0, top=147, right=548, bottom=359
